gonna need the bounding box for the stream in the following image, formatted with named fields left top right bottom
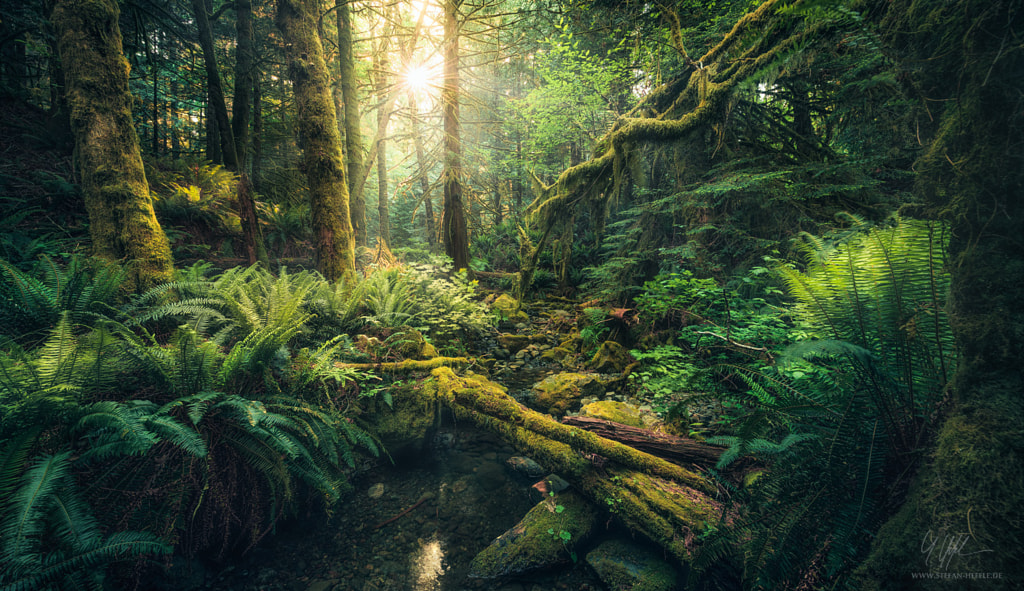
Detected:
left=203, top=422, right=606, bottom=591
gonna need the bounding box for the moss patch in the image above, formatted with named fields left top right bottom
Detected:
left=586, top=539, right=679, bottom=591
left=531, top=373, right=606, bottom=417
left=587, top=341, right=634, bottom=373
left=468, top=491, right=598, bottom=578
left=579, top=401, right=645, bottom=428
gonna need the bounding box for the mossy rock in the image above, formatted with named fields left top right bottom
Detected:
left=387, top=326, right=433, bottom=359
left=468, top=491, right=598, bottom=578
left=491, top=293, right=520, bottom=320
left=579, top=401, right=645, bottom=428
left=540, top=347, right=572, bottom=362
left=587, top=341, right=634, bottom=374
left=497, top=333, right=547, bottom=354
left=585, top=539, right=679, bottom=591
left=359, top=381, right=436, bottom=459
left=531, top=373, right=607, bottom=417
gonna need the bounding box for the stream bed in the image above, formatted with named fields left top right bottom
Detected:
left=205, top=424, right=606, bottom=591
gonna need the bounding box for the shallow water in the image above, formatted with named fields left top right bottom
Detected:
left=209, top=425, right=605, bottom=591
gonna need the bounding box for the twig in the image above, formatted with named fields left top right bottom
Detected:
left=374, top=495, right=430, bottom=530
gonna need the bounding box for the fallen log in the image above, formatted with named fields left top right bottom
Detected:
left=333, top=356, right=472, bottom=372
left=561, top=416, right=725, bottom=467
left=415, top=367, right=728, bottom=566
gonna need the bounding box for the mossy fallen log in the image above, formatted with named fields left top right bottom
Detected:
left=417, top=366, right=726, bottom=565
left=562, top=416, right=725, bottom=467
left=334, top=356, right=472, bottom=372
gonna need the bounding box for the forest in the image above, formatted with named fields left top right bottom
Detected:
left=0, top=0, right=1020, bottom=589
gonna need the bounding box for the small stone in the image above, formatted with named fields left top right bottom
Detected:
left=506, top=456, right=545, bottom=478
left=367, top=483, right=385, bottom=499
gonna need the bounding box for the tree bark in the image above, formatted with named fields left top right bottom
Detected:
left=374, top=39, right=391, bottom=246
left=277, top=0, right=356, bottom=281
left=856, top=0, right=1024, bottom=584
left=336, top=0, right=367, bottom=247
left=51, top=0, right=174, bottom=291
left=441, top=0, right=470, bottom=273
left=561, top=416, right=725, bottom=466
left=192, top=0, right=238, bottom=169
left=231, top=0, right=267, bottom=266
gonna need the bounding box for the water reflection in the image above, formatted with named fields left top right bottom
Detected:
left=411, top=535, right=446, bottom=590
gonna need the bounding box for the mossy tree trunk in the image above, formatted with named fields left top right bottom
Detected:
left=409, top=90, right=436, bottom=248
left=51, top=0, right=174, bottom=291
left=277, top=0, right=356, bottom=281
left=336, top=0, right=367, bottom=248
left=855, top=0, right=1024, bottom=586
left=441, top=0, right=470, bottom=273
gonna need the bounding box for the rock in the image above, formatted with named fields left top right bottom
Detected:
left=305, top=580, right=337, bottom=591
left=529, top=474, right=570, bottom=502
left=531, top=373, right=607, bottom=417
left=475, top=461, right=507, bottom=491
left=367, top=483, right=385, bottom=499
left=578, top=400, right=646, bottom=428
left=539, top=346, right=571, bottom=362
left=498, top=333, right=532, bottom=353
left=491, top=293, right=520, bottom=320
left=468, top=491, right=598, bottom=578
left=587, top=341, right=634, bottom=373
left=506, top=456, right=545, bottom=478
left=359, top=381, right=437, bottom=460
left=585, top=539, right=678, bottom=591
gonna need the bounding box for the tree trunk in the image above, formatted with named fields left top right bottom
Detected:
left=277, top=0, right=356, bottom=281
left=232, top=0, right=254, bottom=169
left=192, top=0, right=238, bottom=169
left=855, top=0, right=1024, bottom=585
left=51, top=0, right=174, bottom=291
left=441, top=0, right=470, bottom=273
left=408, top=91, right=436, bottom=248
left=231, top=0, right=267, bottom=266
left=337, top=0, right=367, bottom=247
left=252, top=69, right=263, bottom=192
left=374, top=42, right=391, bottom=246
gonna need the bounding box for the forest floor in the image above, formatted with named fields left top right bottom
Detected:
left=159, top=296, right=634, bottom=591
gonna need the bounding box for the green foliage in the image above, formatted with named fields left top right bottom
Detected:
left=0, top=256, right=127, bottom=344
left=0, top=439, right=171, bottom=591
left=628, top=345, right=709, bottom=416
left=401, top=259, right=495, bottom=346
left=691, top=218, right=954, bottom=588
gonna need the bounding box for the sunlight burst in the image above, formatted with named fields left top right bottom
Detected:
left=405, top=64, right=434, bottom=91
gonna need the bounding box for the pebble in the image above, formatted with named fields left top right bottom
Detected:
left=367, top=483, right=385, bottom=499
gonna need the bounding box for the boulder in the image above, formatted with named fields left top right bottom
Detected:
left=585, top=539, right=679, bottom=591
left=468, top=491, right=598, bottom=578
left=359, top=381, right=437, bottom=460
left=587, top=341, right=634, bottom=373
left=531, top=373, right=607, bottom=417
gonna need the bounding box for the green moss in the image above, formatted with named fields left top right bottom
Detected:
left=588, top=341, right=633, bottom=374
left=579, top=401, right=645, bottom=428
left=531, top=372, right=606, bottom=416
left=469, top=491, right=598, bottom=578
left=491, top=293, right=520, bottom=320
left=855, top=394, right=1024, bottom=589
left=586, top=539, right=679, bottom=591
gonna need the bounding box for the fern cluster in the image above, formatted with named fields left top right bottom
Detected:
left=0, top=258, right=390, bottom=584
left=692, top=218, right=954, bottom=588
